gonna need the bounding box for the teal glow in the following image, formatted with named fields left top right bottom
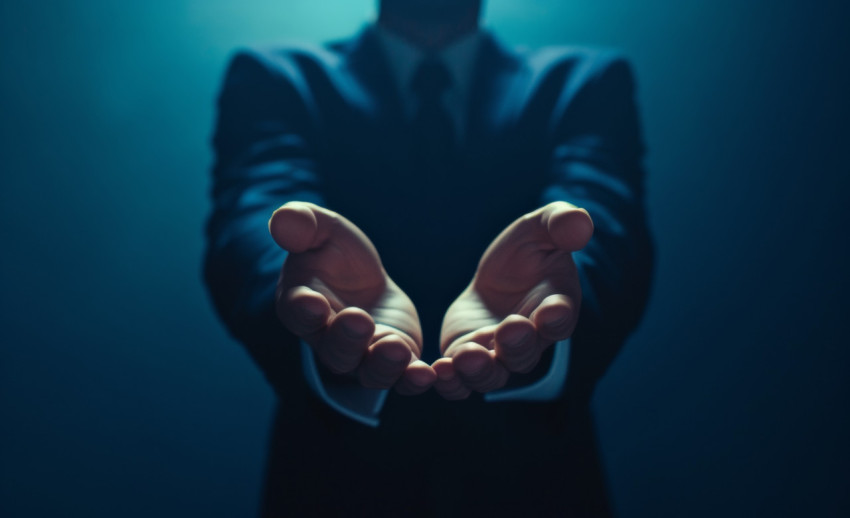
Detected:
left=1, top=2, right=848, bottom=517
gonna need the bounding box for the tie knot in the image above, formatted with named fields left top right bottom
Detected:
left=410, top=57, right=452, bottom=100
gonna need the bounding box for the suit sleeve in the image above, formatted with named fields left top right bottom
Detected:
left=204, top=50, right=389, bottom=423
left=540, top=54, right=654, bottom=396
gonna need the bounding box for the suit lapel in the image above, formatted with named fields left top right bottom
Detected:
left=340, top=26, right=407, bottom=133
left=336, top=27, right=527, bottom=164
left=465, top=31, right=526, bottom=152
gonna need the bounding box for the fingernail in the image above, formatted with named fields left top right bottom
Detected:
left=458, top=355, right=488, bottom=376
left=436, top=370, right=454, bottom=381
left=380, top=347, right=409, bottom=363
left=342, top=321, right=371, bottom=339
left=502, top=330, right=531, bottom=349
left=300, top=306, right=323, bottom=322
left=409, top=371, right=433, bottom=387
left=545, top=316, right=570, bottom=328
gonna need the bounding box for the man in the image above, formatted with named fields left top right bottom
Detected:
left=204, top=0, right=653, bottom=515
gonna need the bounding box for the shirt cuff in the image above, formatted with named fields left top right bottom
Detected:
left=300, top=341, right=388, bottom=428
left=301, top=338, right=569, bottom=427
left=484, top=339, right=570, bottom=402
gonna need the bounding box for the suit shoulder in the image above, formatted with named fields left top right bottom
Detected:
left=520, top=45, right=634, bottom=85
left=222, top=41, right=343, bottom=86
left=513, top=45, right=638, bottom=115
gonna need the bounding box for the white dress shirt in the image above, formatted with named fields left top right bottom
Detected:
left=300, top=24, right=571, bottom=427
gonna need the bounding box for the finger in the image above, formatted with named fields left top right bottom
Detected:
left=268, top=201, right=322, bottom=253
left=358, top=334, right=412, bottom=389
left=530, top=293, right=579, bottom=344
left=539, top=201, right=594, bottom=252
left=394, top=360, right=437, bottom=395
left=494, top=314, right=541, bottom=374
left=276, top=285, right=332, bottom=339
left=452, top=343, right=510, bottom=393
left=316, top=307, right=374, bottom=374
left=432, top=358, right=471, bottom=400
left=475, top=202, right=592, bottom=279
left=442, top=324, right=500, bottom=356
left=269, top=201, right=382, bottom=262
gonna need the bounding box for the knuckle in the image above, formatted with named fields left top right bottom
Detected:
left=513, top=359, right=538, bottom=374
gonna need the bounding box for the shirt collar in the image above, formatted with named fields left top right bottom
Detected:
left=372, top=23, right=482, bottom=97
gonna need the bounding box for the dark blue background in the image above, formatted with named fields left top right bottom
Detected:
left=2, top=1, right=848, bottom=516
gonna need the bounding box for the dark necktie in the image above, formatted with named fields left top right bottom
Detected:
left=404, top=57, right=459, bottom=346
left=409, top=57, right=455, bottom=168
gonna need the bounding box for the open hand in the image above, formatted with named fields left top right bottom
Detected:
left=432, top=202, right=593, bottom=400
left=269, top=202, right=436, bottom=395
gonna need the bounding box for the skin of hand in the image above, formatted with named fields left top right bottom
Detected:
left=268, top=201, right=437, bottom=395
left=431, top=201, right=594, bottom=400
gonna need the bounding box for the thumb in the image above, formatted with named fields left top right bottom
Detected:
left=539, top=201, right=594, bottom=252
left=268, top=202, right=384, bottom=272
left=268, top=201, right=323, bottom=253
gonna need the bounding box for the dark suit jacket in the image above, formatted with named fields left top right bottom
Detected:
left=204, top=26, right=653, bottom=517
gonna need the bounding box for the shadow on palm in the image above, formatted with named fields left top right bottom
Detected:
left=434, top=202, right=593, bottom=399
left=270, top=202, right=434, bottom=393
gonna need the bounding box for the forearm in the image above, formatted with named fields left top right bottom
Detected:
left=203, top=191, right=314, bottom=393
left=542, top=179, right=653, bottom=391
left=541, top=167, right=653, bottom=333
left=204, top=48, right=325, bottom=393
left=542, top=55, right=654, bottom=391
